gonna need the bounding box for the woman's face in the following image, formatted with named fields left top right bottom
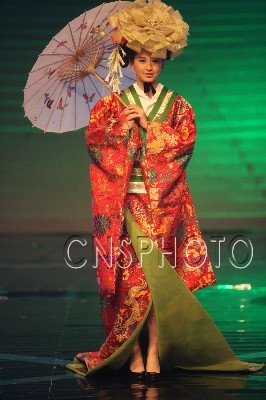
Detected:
left=130, top=49, right=163, bottom=85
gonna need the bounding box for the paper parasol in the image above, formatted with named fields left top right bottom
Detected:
left=23, top=1, right=135, bottom=133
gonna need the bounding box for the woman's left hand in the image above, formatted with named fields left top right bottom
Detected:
left=123, top=105, right=148, bottom=130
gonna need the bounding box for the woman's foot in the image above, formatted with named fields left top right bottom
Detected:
left=130, top=355, right=145, bottom=373
left=146, top=349, right=160, bottom=373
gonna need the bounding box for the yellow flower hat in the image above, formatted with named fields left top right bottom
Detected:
left=108, top=0, right=189, bottom=59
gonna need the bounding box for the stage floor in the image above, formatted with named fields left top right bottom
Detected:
left=0, top=233, right=265, bottom=399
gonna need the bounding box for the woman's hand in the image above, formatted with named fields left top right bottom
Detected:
left=122, top=105, right=148, bottom=130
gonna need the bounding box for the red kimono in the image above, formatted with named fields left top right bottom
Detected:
left=66, top=85, right=264, bottom=376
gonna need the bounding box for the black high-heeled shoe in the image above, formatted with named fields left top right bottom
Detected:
left=145, top=371, right=161, bottom=381
left=129, top=370, right=146, bottom=381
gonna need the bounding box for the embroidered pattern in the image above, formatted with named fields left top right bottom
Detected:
left=93, top=214, right=111, bottom=236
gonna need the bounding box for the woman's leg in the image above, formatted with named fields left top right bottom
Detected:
left=146, top=304, right=160, bottom=373
left=129, top=339, right=145, bottom=372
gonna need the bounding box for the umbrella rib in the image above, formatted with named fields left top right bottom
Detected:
left=80, top=3, right=104, bottom=49
left=59, top=76, right=80, bottom=85
left=30, top=57, right=71, bottom=74
left=108, top=0, right=125, bottom=16
left=93, top=42, right=104, bottom=68
left=44, top=80, right=66, bottom=132
left=27, top=55, right=77, bottom=91
left=81, top=30, right=114, bottom=64
left=91, top=34, right=101, bottom=70
left=88, top=75, right=103, bottom=99
left=82, top=0, right=122, bottom=49
left=59, top=83, right=71, bottom=133
left=32, top=80, right=62, bottom=127
left=80, top=18, right=113, bottom=53
left=24, top=73, right=58, bottom=107
left=97, top=63, right=109, bottom=72
left=25, top=78, right=59, bottom=116
left=81, top=45, right=104, bottom=75
left=59, top=60, right=78, bottom=132
left=62, top=68, right=78, bottom=130
left=103, top=27, right=115, bottom=42
left=83, top=34, right=107, bottom=56
left=68, top=22, right=77, bottom=52
left=25, top=70, right=57, bottom=93
left=94, top=49, right=104, bottom=66
left=81, top=79, right=91, bottom=114
left=58, top=74, right=80, bottom=85
left=52, top=36, right=75, bottom=54
left=78, top=11, right=87, bottom=51
left=82, top=26, right=113, bottom=51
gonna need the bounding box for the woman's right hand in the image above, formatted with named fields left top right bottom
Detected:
left=122, top=105, right=148, bottom=130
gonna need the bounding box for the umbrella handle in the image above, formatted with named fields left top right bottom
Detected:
left=93, top=72, right=143, bottom=130
left=112, top=92, right=127, bottom=107
left=92, top=71, right=127, bottom=107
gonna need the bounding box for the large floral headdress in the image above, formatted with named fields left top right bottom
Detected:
left=105, top=0, right=189, bottom=91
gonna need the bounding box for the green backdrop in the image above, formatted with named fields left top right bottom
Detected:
left=0, top=0, right=265, bottom=233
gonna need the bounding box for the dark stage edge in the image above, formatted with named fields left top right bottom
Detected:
left=0, top=233, right=266, bottom=399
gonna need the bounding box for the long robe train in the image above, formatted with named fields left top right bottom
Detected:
left=65, top=208, right=264, bottom=376
left=125, top=208, right=264, bottom=373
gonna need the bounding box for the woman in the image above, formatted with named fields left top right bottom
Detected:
left=66, top=0, right=264, bottom=377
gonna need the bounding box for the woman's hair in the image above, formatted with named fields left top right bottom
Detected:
left=120, top=44, right=171, bottom=68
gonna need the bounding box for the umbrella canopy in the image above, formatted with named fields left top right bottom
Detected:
left=23, top=1, right=135, bottom=133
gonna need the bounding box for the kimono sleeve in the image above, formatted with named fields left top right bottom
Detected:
left=145, top=98, right=196, bottom=168
left=84, top=95, right=131, bottom=178
left=84, top=95, right=134, bottom=297
left=140, top=98, right=197, bottom=217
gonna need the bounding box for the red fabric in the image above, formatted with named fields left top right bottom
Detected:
left=85, top=92, right=216, bottom=297
left=77, top=91, right=217, bottom=371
